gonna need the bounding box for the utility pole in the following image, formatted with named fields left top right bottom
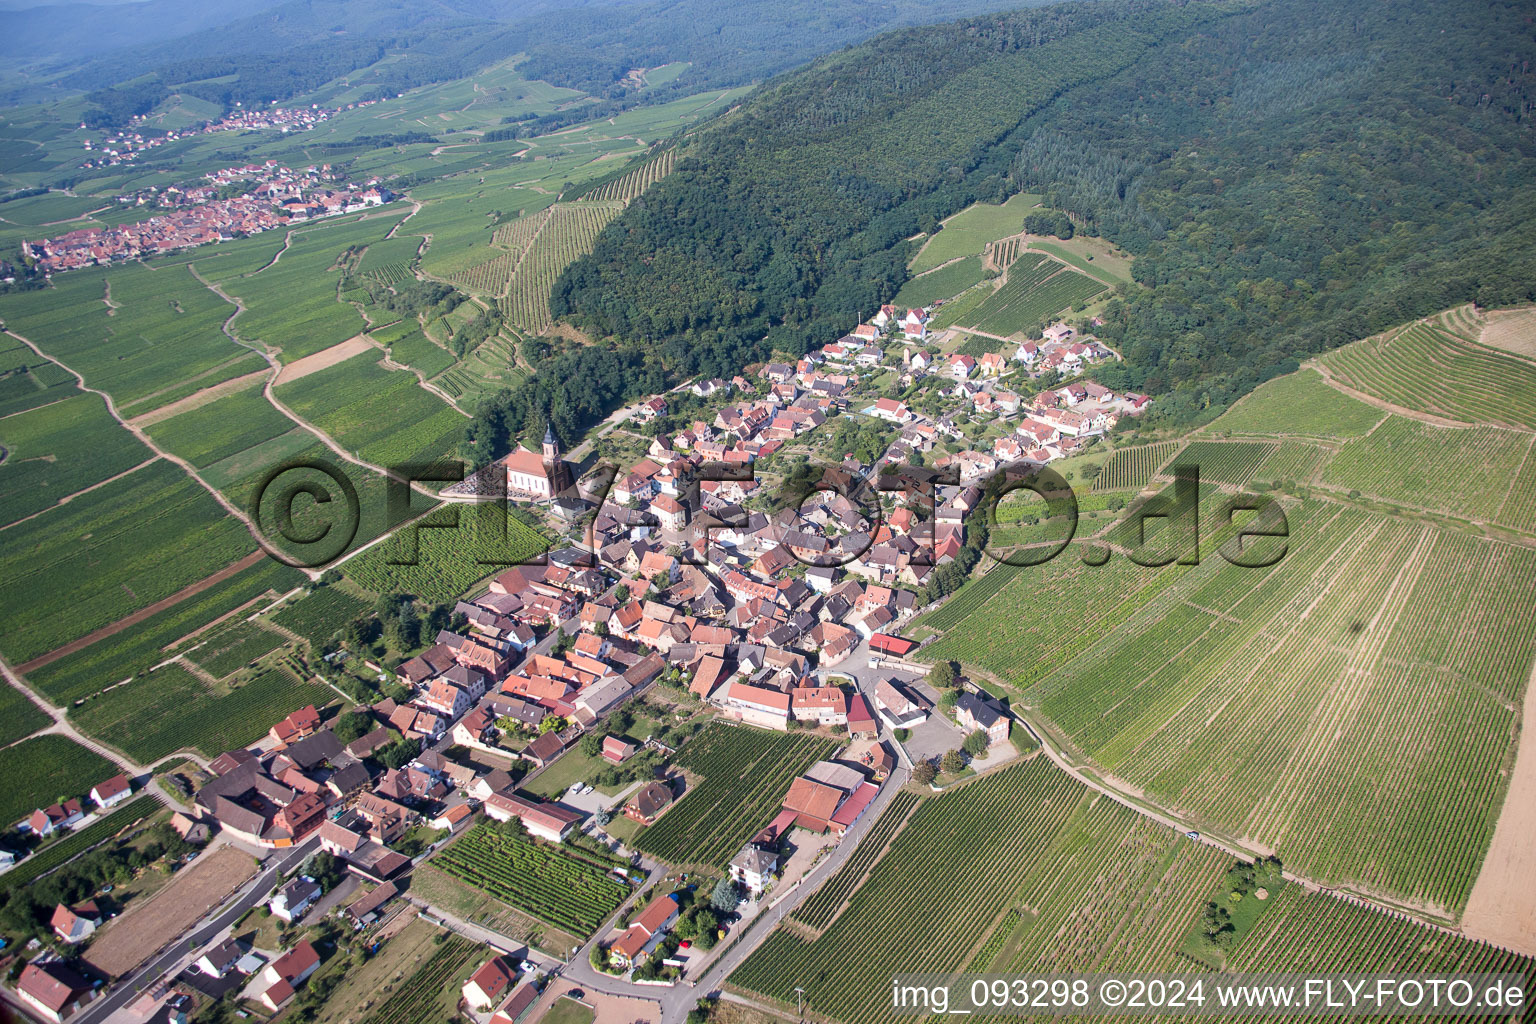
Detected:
left=795, top=986, right=806, bottom=1019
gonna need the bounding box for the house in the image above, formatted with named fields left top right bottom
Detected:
left=90, top=774, right=131, bottom=809
left=790, top=686, right=848, bottom=726
left=270, top=877, right=322, bottom=923
left=489, top=983, right=541, bottom=1024
left=602, top=736, right=637, bottom=763
left=723, top=681, right=791, bottom=730
left=729, top=845, right=778, bottom=896
left=195, top=939, right=245, bottom=978
left=625, top=780, right=674, bottom=824
left=978, top=352, right=1006, bottom=377
left=17, top=961, right=96, bottom=1023
left=256, top=940, right=321, bottom=1011
left=955, top=691, right=1011, bottom=745
left=343, top=881, right=399, bottom=929
left=484, top=792, right=581, bottom=842
left=829, top=781, right=880, bottom=836
left=51, top=901, right=102, bottom=944
left=463, top=955, right=519, bottom=1011
left=610, top=894, right=680, bottom=967
left=871, top=397, right=912, bottom=424
left=901, top=309, right=928, bottom=341
left=873, top=679, right=928, bottom=729
left=431, top=803, right=476, bottom=833
left=29, top=800, right=85, bottom=837
left=1043, top=322, right=1076, bottom=344
left=269, top=705, right=321, bottom=746
left=782, top=776, right=844, bottom=833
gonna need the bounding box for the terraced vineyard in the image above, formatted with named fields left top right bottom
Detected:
left=731, top=758, right=1533, bottom=1024
left=360, top=933, right=482, bottom=1024
left=961, top=256, right=1105, bottom=337
left=1164, top=440, right=1277, bottom=488
left=504, top=202, right=624, bottom=330
left=1094, top=441, right=1179, bottom=491
left=578, top=147, right=679, bottom=203
left=1322, top=322, right=1536, bottom=430
left=1250, top=439, right=1330, bottom=485
left=632, top=724, right=837, bottom=869
left=431, top=821, right=631, bottom=936
left=449, top=250, right=518, bottom=295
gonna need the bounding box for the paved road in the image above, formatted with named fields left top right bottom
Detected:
left=72, top=838, right=318, bottom=1024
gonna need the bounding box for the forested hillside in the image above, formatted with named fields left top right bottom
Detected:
left=552, top=0, right=1536, bottom=427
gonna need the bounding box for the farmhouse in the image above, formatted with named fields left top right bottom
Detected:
left=955, top=691, right=1011, bottom=745
left=729, top=844, right=778, bottom=896
left=256, top=940, right=321, bottom=1011
left=51, top=902, right=102, bottom=944
left=17, top=961, right=97, bottom=1022
left=89, top=774, right=131, bottom=809
left=484, top=792, right=582, bottom=842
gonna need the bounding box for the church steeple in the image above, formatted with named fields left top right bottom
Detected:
left=542, top=422, right=560, bottom=462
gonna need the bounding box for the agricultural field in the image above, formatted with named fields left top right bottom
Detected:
left=183, top=618, right=288, bottom=677
left=0, top=734, right=118, bottom=826
left=731, top=757, right=1533, bottom=1024
left=1321, top=416, right=1536, bottom=532
left=69, top=663, right=333, bottom=762
left=209, top=212, right=407, bottom=364
left=0, top=680, right=50, bottom=746
left=271, top=584, right=371, bottom=648
left=1250, top=440, right=1331, bottom=486
left=909, top=192, right=1041, bottom=273
left=358, top=933, right=484, bottom=1024
left=22, top=557, right=301, bottom=705
left=1321, top=322, right=1536, bottom=431
left=0, top=334, right=79, bottom=417
left=1092, top=441, right=1179, bottom=492
left=959, top=255, right=1105, bottom=337
left=0, top=459, right=254, bottom=664
left=502, top=202, right=624, bottom=330
left=431, top=821, right=631, bottom=937
left=141, top=381, right=294, bottom=469
left=275, top=350, right=465, bottom=466
left=791, top=791, right=920, bottom=930
left=1207, top=368, right=1384, bottom=439
left=1163, top=440, right=1278, bottom=488
left=343, top=500, right=548, bottom=602
left=1477, top=304, right=1536, bottom=358
left=433, top=332, right=526, bottom=407
left=892, top=255, right=986, bottom=309
left=633, top=724, right=837, bottom=869
left=381, top=324, right=455, bottom=379
left=575, top=147, right=679, bottom=203
left=0, top=390, right=149, bottom=526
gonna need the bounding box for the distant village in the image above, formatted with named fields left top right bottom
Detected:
left=75, top=101, right=377, bottom=170
left=26, top=161, right=397, bottom=272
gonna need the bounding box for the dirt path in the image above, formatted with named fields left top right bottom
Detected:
left=127, top=370, right=268, bottom=427
left=15, top=550, right=268, bottom=674
left=272, top=334, right=375, bottom=385
left=251, top=229, right=294, bottom=274
left=1461, top=656, right=1536, bottom=954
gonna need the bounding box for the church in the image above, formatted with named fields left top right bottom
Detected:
left=503, top=425, right=574, bottom=501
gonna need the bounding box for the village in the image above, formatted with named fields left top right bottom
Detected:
left=0, top=273, right=1151, bottom=1024
left=76, top=102, right=366, bottom=170
left=25, top=161, right=397, bottom=271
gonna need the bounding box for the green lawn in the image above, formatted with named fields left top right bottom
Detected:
left=910, top=192, right=1041, bottom=272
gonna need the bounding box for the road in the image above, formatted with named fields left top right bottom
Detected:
left=71, top=838, right=318, bottom=1024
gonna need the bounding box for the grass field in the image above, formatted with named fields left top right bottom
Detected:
left=69, top=663, right=333, bottom=762
left=1322, top=322, right=1536, bottom=431
left=729, top=758, right=1533, bottom=1024
left=1207, top=368, right=1384, bottom=439
left=632, top=724, right=837, bottom=870
left=0, top=734, right=118, bottom=826
left=909, top=192, right=1041, bottom=273
left=892, top=255, right=986, bottom=309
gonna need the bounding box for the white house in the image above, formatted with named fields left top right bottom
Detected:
left=729, top=845, right=778, bottom=896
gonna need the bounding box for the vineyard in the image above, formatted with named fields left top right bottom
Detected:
left=343, top=502, right=548, bottom=602
left=70, top=663, right=333, bottom=762
left=185, top=619, right=287, bottom=678
left=730, top=758, right=1533, bottom=1024
left=0, top=735, right=117, bottom=827
left=1250, top=440, right=1330, bottom=485
left=1321, top=416, right=1536, bottom=532
left=1093, top=442, right=1179, bottom=491
left=632, top=724, right=837, bottom=869
left=986, top=234, right=1026, bottom=270
left=271, top=585, right=371, bottom=648
left=1163, top=440, right=1277, bottom=488
left=0, top=797, right=157, bottom=895
left=892, top=256, right=985, bottom=309
left=431, top=821, right=631, bottom=936
left=1321, top=322, right=1536, bottom=431
left=731, top=759, right=1229, bottom=1024
left=577, top=147, right=679, bottom=203
left=1208, top=368, right=1383, bottom=439
left=359, top=933, right=482, bottom=1024
left=791, top=791, right=920, bottom=930
left=960, top=256, right=1105, bottom=337
left=449, top=250, right=518, bottom=295
left=503, top=202, right=624, bottom=330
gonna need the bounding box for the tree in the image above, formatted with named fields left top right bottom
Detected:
left=941, top=749, right=966, bottom=775
left=913, top=760, right=937, bottom=785
left=580, top=732, right=603, bottom=758
left=927, top=660, right=957, bottom=690
left=710, top=877, right=740, bottom=913
left=963, top=729, right=990, bottom=757
left=333, top=710, right=373, bottom=744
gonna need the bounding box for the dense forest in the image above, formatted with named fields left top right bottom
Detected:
left=551, top=0, right=1536, bottom=428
